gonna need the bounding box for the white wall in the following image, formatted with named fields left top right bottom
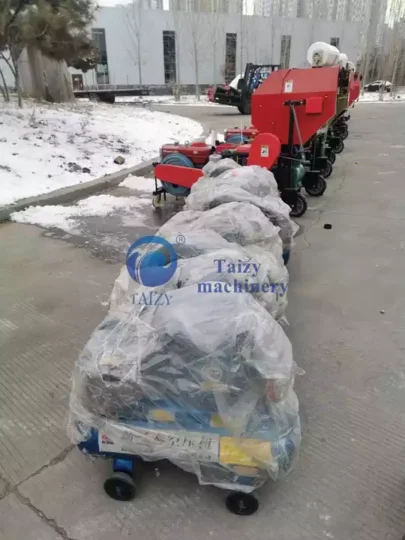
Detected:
left=1, top=7, right=361, bottom=89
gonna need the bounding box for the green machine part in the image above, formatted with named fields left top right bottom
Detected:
left=291, top=162, right=306, bottom=189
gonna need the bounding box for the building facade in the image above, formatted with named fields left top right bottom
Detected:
left=67, top=6, right=360, bottom=88
left=169, top=0, right=239, bottom=12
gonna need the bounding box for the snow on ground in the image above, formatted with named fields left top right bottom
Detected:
left=114, top=94, right=220, bottom=106
left=0, top=99, right=203, bottom=206
left=119, top=174, right=157, bottom=191
left=359, top=92, right=405, bottom=103
left=11, top=193, right=151, bottom=232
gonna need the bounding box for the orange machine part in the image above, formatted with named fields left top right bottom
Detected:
left=252, top=67, right=339, bottom=145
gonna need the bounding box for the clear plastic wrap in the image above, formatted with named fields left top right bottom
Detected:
left=109, top=230, right=233, bottom=311
left=110, top=231, right=287, bottom=320
left=202, top=157, right=241, bottom=178
left=159, top=202, right=284, bottom=254
left=307, top=41, right=340, bottom=67
left=202, top=161, right=280, bottom=198
left=184, top=184, right=297, bottom=252
left=69, top=286, right=301, bottom=492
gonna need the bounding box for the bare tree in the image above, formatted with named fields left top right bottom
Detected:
left=183, top=4, right=207, bottom=100
left=123, top=0, right=145, bottom=85
left=208, top=9, right=221, bottom=83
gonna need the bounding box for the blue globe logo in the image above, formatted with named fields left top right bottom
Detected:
left=126, top=236, right=178, bottom=287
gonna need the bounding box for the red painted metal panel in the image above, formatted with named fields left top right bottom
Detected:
left=247, top=133, right=281, bottom=168
left=349, top=75, right=361, bottom=106
left=155, top=164, right=204, bottom=189
left=252, top=67, right=339, bottom=145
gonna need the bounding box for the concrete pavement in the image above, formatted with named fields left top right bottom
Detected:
left=1, top=103, right=405, bottom=540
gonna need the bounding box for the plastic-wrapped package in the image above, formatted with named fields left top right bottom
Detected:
left=159, top=202, right=284, bottom=255
left=164, top=247, right=288, bottom=320
left=201, top=162, right=280, bottom=198
left=69, top=285, right=301, bottom=492
left=109, top=229, right=287, bottom=320
left=307, top=42, right=340, bottom=67
left=202, top=157, right=241, bottom=178
left=338, top=52, right=348, bottom=67
left=184, top=184, right=297, bottom=252
left=109, top=230, right=233, bottom=311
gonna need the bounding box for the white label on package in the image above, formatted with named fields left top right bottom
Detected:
left=261, top=145, right=269, bottom=158
left=99, top=427, right=220, bottom=463
left=284, top=80, right=293, bottom=93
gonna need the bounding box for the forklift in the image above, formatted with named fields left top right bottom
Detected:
left=208, top=63, right=281, bottom=115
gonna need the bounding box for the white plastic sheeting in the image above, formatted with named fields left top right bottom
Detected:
left=69, top=163, right=301, bottom=494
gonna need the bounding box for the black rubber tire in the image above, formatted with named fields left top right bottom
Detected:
left=238, top=99, right=251, bottom=115
left=89, top=92, right=101, bottom=102
left=305, top=175, right=327, bottom=197
left=104, top=472, right=136, bottom=502
left=328, top=150, right=336, bottom=164
left=334, top=140, right=344, bottom=154
left=340, top=127, right=349, bottom=140
left=226, top=492, right=259, bottom=516
left=289, top=193, right=308, bottom=218
left=322, top=160, right=333, bottom=179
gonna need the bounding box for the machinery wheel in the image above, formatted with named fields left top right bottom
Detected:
left=89, top=92, right=101, bottom=102
left=328, top=150, right=336, bottom=164
left=305, top=175, right=327, bottom=197
left=322, top=160, right=333, bottom=179
left=160, top=154, right=193, bottom=197
left=226, top=492, right=259, bottom=516
left=334, top=140, right=344, bottom=154
left=339, top=127, right=349, bottom=140
left=152, top=194, right=165, bottom=208
left=238, top=99, right=251, bottom=115
left=104, top=472, right=136, bottom=502
left=289, top=193, right=308, bottom=218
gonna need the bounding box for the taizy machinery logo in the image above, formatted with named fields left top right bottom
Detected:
left=126, top=235, right=183, bottom=307
left=126, top=235, right=287, bottom=306
left=197, top=258, right=288, bottom=298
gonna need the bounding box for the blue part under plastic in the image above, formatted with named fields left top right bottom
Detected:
left=161, top=153, right=193, bottom=197
left=226, top=134, right=249, bottom=145
left=113, top=458, right=134, bottom=474
left=282, top=250, right=291, bottom=265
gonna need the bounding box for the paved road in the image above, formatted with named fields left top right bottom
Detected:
left=1, top=103, right=405, bottom=540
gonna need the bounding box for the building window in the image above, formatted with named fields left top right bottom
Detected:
left=330, top=37, right=340, bottom=48
left=163, top=31, right=177, bottom=84
left=280, top=35, right=291, bottom=69
left=225, top=33, right=237, bottom=83
left=92, top=28, right=109, bottom=85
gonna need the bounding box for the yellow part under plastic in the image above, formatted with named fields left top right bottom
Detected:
left=219, top=437, right=271, bottom=468
left=148, top=409, right=175, bottom=422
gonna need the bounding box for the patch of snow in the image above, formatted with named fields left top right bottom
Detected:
left=120, top=174, right=156, bottom=192
left=11, top=194, right=150, bottom=232
left=114, top=94, right=223, bottom=107
left=359, top=92, right=405, bottom=103
left=0, top=99, right=203, bottom=206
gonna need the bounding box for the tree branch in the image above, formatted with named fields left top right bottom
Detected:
left=0, top=51, right=16, bottom=77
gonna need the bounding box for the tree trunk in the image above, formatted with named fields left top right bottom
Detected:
left=0, top=67, right=10, bottom=101
left=137, top=47, right=142, bottom=85
left=11, top=51, right=23, bottom=108
left=194, top=47, right=200, bottom=101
